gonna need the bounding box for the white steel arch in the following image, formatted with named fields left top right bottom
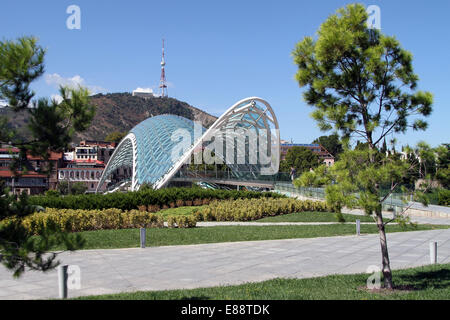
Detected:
left=96, top=97, right=280, bottom=192
left=152, top=97, right=280, bottom=189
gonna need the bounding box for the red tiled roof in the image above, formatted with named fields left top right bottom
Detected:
left=27, top=151, right=63, bottom=161
left=0, top=148, right=20, bottom=153
left=59, top=167, right=104, bottom=171
left=0, top=170, right=47, bottom=178
left=70, top=159, right=105, bottom=165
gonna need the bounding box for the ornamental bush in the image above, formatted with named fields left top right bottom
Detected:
left=166, top=215, right=197, bottom=228
left=28, top=188, right=284, bottom=211
left=193, top=198, right=329, bottom=222
left=18, top=208, right=165, bottom=235
left=438, top=189, right=450, bottom=206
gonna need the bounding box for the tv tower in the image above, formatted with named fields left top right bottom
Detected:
left=159, top=39, right=168, bottom=98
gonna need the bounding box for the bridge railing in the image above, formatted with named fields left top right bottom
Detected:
left=173, top=170, right=291, bottom=182
left=275, top=182, right=326, bottom=200
left=274, top=182, right=414, bottom=214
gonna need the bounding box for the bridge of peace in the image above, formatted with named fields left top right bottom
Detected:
left=96, top=97, right=288, bottom=193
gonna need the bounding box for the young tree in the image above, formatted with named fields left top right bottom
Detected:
left=105, top=131, right=127, bottom=144
left=57, top=181, right=88, bottom=195
left=292, top=4, right=433, bottom=289
left=435, top=143, right=450, bottom=189
left=280, top=146, right=320, bottom=174
left=0, top=36, right=95, bottom=277
left=312, top=133, right=343, bottom=158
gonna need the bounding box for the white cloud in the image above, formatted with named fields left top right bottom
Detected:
left=133, top=87, right=154, bottom=94
left=51, top=94, right=63, bottom=104
left=45, top=73, right=107, bottom=95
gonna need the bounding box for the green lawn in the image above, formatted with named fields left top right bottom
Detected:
left=76, top=263, right=450, bottom=300
left=156, top=206, right=201, bottom=220
left=54, top=223, right=449, bottom=250
left=157, top=207, right=380, bottom=223
left=254, top=211, right=378, bottom=223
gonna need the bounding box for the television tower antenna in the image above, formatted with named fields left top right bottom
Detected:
left=159, top=38, right=168, bottom=98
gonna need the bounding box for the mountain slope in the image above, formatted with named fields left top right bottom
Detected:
left=0, top=93, right=217, bottom=143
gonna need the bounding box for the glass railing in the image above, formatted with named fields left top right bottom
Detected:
left=173, top=170, right=292, bottom=182
left=274, top=182, right=326, bottom=200
left=274, top=182, right=411, bottom=213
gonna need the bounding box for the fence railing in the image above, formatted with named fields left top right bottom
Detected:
left=174, top=170, right=292, bottom=183
left=274, top=182, right=412, bottom=214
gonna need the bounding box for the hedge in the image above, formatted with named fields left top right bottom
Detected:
left=167, top=215, right=197, bottom=228
left=12, top=208, right=168, bottom=235
left=28, top=188, right=284, bottom=211
left=438, top=189, right=450, bottom=206
left=193, top=198, right=330, bottom=222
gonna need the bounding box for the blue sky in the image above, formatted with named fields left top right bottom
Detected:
left=1, top=0, right=449, bottom=148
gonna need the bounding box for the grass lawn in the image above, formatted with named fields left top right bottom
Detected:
left=254, top=211, right=379, bottom=223
left=157, top=207, right=381, bottom=223
left=76, top=263, right=450, bottom=300
left=54, top=223, right=449, bottom=250
left=156, top=206, right=201, bottom=220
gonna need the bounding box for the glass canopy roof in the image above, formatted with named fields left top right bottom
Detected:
left=96, top=97, right=280, bottom=192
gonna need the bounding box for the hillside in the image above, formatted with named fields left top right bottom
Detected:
left=0, top=93, right=217, bottom=143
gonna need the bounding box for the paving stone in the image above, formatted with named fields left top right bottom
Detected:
left=0, top=229, right=448, bottom=299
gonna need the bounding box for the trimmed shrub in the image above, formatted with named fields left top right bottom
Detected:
left=194, top=198, right=330, bottom=222
left=438, top=189, right=450, bottom=206
left=167, top=215, right=197, bottom=228
left=20, top=208, right=164, bottom=235
left=28, top=187, right=285, bottom=211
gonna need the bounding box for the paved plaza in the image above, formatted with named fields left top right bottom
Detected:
left=0, top=228, right=448, bottom=299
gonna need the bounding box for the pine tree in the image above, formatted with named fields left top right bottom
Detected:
left=0, top=37, right=95, bottom=277
left=293, top=4, right=433, bottom=289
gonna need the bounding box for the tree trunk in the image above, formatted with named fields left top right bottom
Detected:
left=376, top=207, right=394, bottom=289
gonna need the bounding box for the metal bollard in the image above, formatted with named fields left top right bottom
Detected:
left=140, top=228, right=146, bottom=248
left=356, top=219, right=361, bottom=236
left=58, top=265, right=69, bottom=299
left=430, top=242, right=437, bottom=264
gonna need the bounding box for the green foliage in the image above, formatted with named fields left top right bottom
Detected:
left=27, top=86, right=96, bottom=156
left=294, top=164, right=331, bottom=188
left=0, top=191, right=84, bottom=277
left=193, top=198, right=329, bottom=222
left=292, top=3, right=432, bottom=147
left=0, top=36, right=96, bottom=277
left=325, top=184, right=350, bottom=214
left=334, top=212, right=346, bottom=223
left=57, top=181, right=87, bottom=195
left=45, top=190, right=60, bottom=197
left=280, top=146, right=320, bottom=174
left=437, top=189, right=450, bottom=206
left=292, top=3, right=435, bottom=288
left=0, top=37, right=45, bottom=109
left=105, top=131, right=127, bottom=144
left=28, top=187, right=285, bottom=211
left=11, top=208, right=165, bottom=235
left=166, top=215, right=197, bottom=228
left=435, top=143, right=450, bottom=188
left=312, top=133, right=343, bottom=158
